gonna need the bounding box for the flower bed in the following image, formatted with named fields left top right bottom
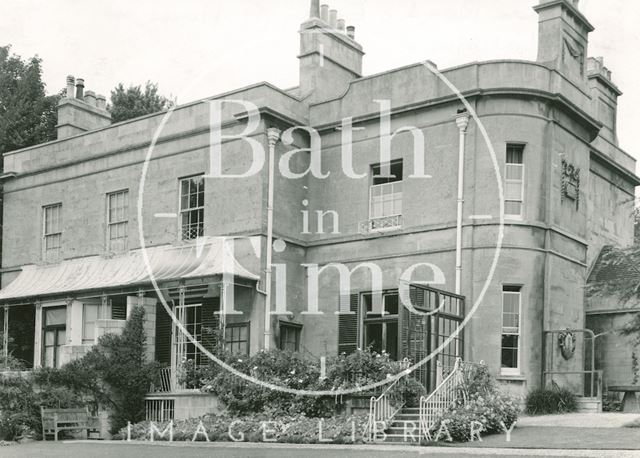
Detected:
left=115, top=413, right=370, bottom=444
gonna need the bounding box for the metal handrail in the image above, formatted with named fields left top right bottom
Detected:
left=418, top=357, right=463, bottom=438
left=366, top=359, right=410, bottom=441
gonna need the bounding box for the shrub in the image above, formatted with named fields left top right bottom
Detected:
left=0, top=373, right=83, bottom=440
left=434, top=392, right=519, bottom=442
left=114, top=413, right=369, bottom=444
left=34, top=306, right=159, bottom=434
left=525, top=385, right=577, bottom=415
left=192, top=348, right=425, bottom=417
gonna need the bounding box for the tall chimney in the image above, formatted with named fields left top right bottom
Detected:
left=337, top=19, right=346, bottom=33
left=346, top=25, right=355, bottom=39
left=75, top=78, right=85, bottom=99
left=57, top=76, right=111, bottom=139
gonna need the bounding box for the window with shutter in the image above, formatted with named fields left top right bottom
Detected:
left=337, top=293, right=359, bottom=355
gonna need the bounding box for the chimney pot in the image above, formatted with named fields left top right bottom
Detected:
left=337, top=19, right=345, bottom=32
left=96, top=94, right=107, bottom=110
left=75, top=78, right=85, bottom=99
left=309, top=0, right=320, bottom=18
left=320, top=4, right=329, bottom=22
left=329, top=9, right=337, bottom=28
left=84, top=90, right=96, bottom=107
left=346, top=25, right=355, bottom=39
left=66, top=75, right=75, bottom=99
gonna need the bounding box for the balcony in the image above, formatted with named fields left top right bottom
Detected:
left=359, top=214, right=403, bottom=234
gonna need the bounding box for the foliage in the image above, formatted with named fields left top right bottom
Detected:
left=0, top=374, right=82, bottom=440
left=525, top=385, right=578, bottom=415
left=459, top=363, right=496, bottom=399
left=430, top=363, right=519, bottom=442
left=603, top=392, right=623, bottom=412
left=36, top=306, right=159, bottom=434
left=181, top=348, right=425, bottom=417
left=114, top=413, right=369, bottom=444
left=434, top=392, right=519, bottom=442
left=0, top=45, right=60, bottom=156
left=109, top=81, right=174, bottom=123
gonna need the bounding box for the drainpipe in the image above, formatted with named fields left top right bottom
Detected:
left=454, top=110, right=470, bottom=295
left=2, top=306, right=8, bottom=365
left=264, top=127, right=281, bottom=350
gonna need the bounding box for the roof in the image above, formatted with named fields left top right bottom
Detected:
left=586, top=245, right=640, bottom=301
left=0, top=238, right=258, bottom=302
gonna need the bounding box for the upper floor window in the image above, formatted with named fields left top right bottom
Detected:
left=43, top=204, right=62, bottom=262
left=107, top=190, right=129, bottom=252
left=368, top=161, right=403, bottom=232
left=505, top=144, right=524, bottom=218
left=179, top=175, right=204, bottom=240
left=501, top=285, right=521, bottom=375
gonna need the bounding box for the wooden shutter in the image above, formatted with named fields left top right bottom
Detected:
left=337, top=293, right=359, bottom=355
left=201, top=296, right=221, bottom=354
left=155, top=302, right=172, bottom=365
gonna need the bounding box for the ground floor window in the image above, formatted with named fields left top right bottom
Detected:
left=501, top=285, right=522, bottom=375
left=279, top=322, right=301, bottom=352
left=225, top=322, right=249, bottom=355
left=175, top=303, right=203, bottom=365
left=43, top=306, right=66, bottom=368
left=363, top=292, right=399, bottom=360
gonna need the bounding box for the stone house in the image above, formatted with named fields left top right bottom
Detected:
left=0, top=0, right=636, bottom=417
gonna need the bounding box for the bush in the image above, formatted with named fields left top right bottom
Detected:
left=0, top=373, right=83, bottom=440
left=33, top=306, right=159, bottom=434
left=434, top=392, right=519, bottom=442
left=525, top=385, right=577, bottom=415
left=114, top=413, right=369, bottom=444
left=191, top=348, right=425, bottom=417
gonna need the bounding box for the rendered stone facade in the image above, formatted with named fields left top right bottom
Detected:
left=0, top=0, right=637, bottom=398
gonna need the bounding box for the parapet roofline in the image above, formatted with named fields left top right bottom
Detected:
left=308, top=59, right=591, bottom=107
left=3, top=81, right=307, bottom=157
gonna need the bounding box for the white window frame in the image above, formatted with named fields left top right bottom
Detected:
left=82, top=302, right=101, bottom=344
left=500, top=287, right=522, bottom=376
left=368, top=161, right=403, bottom=232
left=43, top=203, right=62, bottom=262
left=504, top=144, right=525, bottom=220
left=106, top=189, right=129, bottom=253
left=178, top=175, right=205, bottom=241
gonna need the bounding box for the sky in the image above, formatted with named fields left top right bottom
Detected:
left=2, top=0, right=639, bottom=163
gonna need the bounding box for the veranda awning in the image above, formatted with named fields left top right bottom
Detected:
left=0, top=238, right=259, bottom=302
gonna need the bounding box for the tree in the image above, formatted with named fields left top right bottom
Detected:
left=35, top=306, right=159, bottom=434
left=109, top=81, right=174, bottom=123
left=0, top=45, right=59, bottom=157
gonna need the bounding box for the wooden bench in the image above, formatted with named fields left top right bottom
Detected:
left=608, top=386, right=640, bottom=412
left=41, top=407, right=99, bottom=441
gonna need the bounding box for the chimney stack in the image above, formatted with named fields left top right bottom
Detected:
left=57, top=76, right=111, bottom=139
left=533, top=0, right=593, bottom=83
left=299, top=1, right=364, bottom=102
